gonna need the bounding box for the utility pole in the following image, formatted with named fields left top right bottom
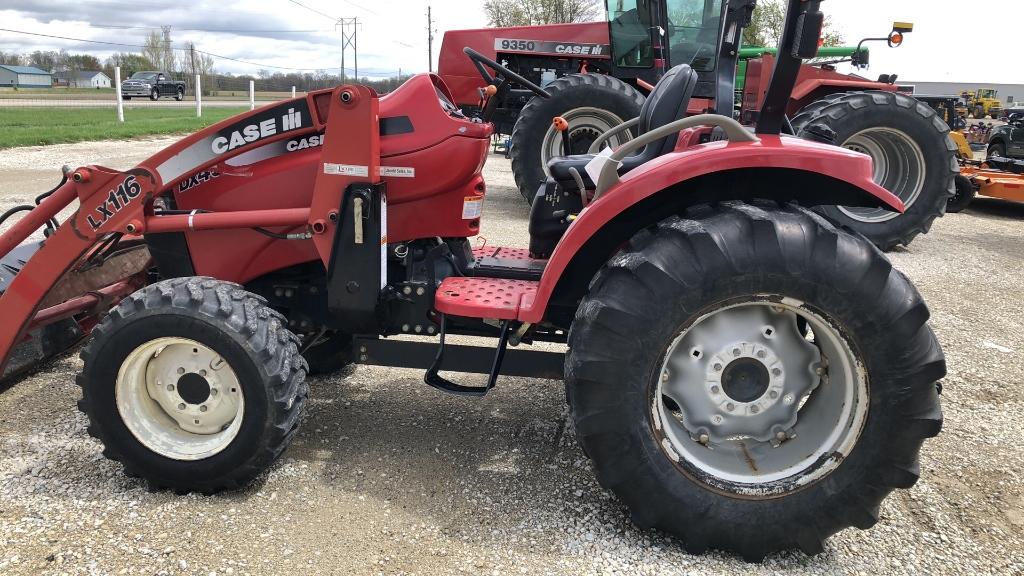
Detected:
left=426, top=6, right=435, bottom=73
left=336, top=17, right=359, bottom=83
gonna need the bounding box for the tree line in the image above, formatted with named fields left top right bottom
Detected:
left=0, top=27, right=408, bottom=94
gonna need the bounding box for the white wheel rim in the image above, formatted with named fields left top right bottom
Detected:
left=653, top=298, right=868, bottom=497
left=116, top=337, right=244, bottom=461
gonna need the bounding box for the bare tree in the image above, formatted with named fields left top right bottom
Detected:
left=484, top=0, right=601, bottom=27
left=142, top=30, right=177, bottom=72
left=742, top=0, right=843, bottom=48
left=0, top=51, right=23, bottom=66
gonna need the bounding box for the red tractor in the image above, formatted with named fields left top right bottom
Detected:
left=0, top=0, right=942, bottom=561
left=439, top=1, right=955, bottom=251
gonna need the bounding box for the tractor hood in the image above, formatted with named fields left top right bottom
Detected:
left=439, top=22, right=609, bottom=106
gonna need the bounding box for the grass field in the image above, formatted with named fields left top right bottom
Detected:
left=0, top=107, right=248, bottom=148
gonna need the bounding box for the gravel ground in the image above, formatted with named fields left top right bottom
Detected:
left=0, top=138, right=1022, bottom=575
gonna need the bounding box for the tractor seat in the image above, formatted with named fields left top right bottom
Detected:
left=547, top=64, right=699, bottom=188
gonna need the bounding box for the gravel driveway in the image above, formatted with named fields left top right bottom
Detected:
left=0, top=138, right=1022, bottom=575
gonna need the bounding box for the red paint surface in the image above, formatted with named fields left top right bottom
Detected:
left=435, top=277, right=539, bottom=320
left=517, top=136, right=902, bottom=323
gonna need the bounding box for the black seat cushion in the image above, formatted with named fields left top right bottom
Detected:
left=546, top=64, right=699, bottom=187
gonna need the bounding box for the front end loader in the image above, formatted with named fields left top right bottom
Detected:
left=0, top=0, right=943, bottom=562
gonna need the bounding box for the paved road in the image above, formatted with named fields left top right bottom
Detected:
left=0, top=138, right=1022, bottom=575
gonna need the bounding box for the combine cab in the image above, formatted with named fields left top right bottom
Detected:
left=440, top=4, right=953, bottom=251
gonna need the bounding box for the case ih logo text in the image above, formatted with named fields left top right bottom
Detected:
left=87, top=175, right=141, bottom=230
left=285, top=134, right=324, bottom=152
left=178, top=170, right=221, bottom=192
left=494, top=38, right=607, bottom=56
left=211, top=108, right=304, bottom=154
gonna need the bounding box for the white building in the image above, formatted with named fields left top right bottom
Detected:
left=56, top=70, right=112, bottom=89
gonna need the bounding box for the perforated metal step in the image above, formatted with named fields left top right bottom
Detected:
left=469, top=246, right=546, bottom=281
left=434, top=276, right=538, bottom=320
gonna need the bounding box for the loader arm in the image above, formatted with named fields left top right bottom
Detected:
left=0, top=86, right=380, bottom=379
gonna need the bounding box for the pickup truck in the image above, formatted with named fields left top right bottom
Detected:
left=120, top=71, right=186, bottom=101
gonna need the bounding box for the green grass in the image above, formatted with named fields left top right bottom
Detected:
left=0, top=107, right=248, bottom=149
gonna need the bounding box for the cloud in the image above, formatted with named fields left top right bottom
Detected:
left=0, top=1, right=488, bottom=77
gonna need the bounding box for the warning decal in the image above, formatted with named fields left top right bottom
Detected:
left=462, top=196, right=484, bottom=220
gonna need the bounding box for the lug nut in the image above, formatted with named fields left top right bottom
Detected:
left=776, top=431, right=787, bottom=441
left=200, top=405, right=208, bottom=412
left=698, top=433, right=710, bottom=445
left=199, top=369, right=207, bottom=377
left=166, top=384, right=175, bottom=392
left=661, top=371, right=670, bottom=383
left=210, top=388, right=219, bottom=397
left=178, top=403, right=186, bottom=410
left=177, top=367, right=185, bottom=375
left=711, top=415, right=723, bottom=425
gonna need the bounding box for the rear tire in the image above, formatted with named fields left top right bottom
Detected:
left=175, top=87, right=185, bottom=101
left=510, top=74, right=644, bottom=203
left=566, top=202, right=944, bottom=561
left=77, top=277, right=308, bottom=493
left=988, top=142, right=1006, bottom=159
left=947, top=174, right=976, bottom=213
left=792, top=91, right=958, bottom=251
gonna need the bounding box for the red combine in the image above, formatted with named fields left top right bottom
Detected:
left=0, top=0, right=943, bottom=562
left=439, top=1, right=953, bottom=252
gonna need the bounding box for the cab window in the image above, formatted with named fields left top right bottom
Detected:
left=607, top=0, right=654, bottom=68
left=665, top=0, right=723, bottom=72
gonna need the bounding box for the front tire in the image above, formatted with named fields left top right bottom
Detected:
left=77, top=278, right=308, bottom=493
left=510, top=74, right=644, bottom=203
left=566, top=202, right=944, bottom=561
left=988, top=141, right=1006, bottom=159
left=792, top=91, right=958, bottom=251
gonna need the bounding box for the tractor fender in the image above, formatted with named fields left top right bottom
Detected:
left=518, top=135, right=902, bottom=324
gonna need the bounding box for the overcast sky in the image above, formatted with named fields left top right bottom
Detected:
left=0, top=0, right=1020, bottom=84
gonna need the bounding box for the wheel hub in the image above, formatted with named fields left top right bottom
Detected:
left=654, top=300, right=868, bottom=490
left=177, top=372, right=212, bottom=405
left=720, top=357, right=770, bottom=402
left=661, top=306, right=822, bottom=445
left=116, top=337, right=245, bottom=460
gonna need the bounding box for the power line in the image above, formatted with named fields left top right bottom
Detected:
left=286, top=0, right=339, bottom=22
left=0, top=27, right=332, bottom=72
left=88, top=24, right=333, bottom=33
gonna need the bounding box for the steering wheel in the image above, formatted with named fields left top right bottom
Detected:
left=463, top=47, right=551, bottom=100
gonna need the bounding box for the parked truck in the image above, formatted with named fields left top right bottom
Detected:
left=120, top=71, right=186, bottom=101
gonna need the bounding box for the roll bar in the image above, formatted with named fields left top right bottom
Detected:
left=593, top=114, right=758, bottom=199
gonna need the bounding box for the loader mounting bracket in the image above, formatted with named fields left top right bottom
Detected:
left=327, top=181, right=387, bottom=334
